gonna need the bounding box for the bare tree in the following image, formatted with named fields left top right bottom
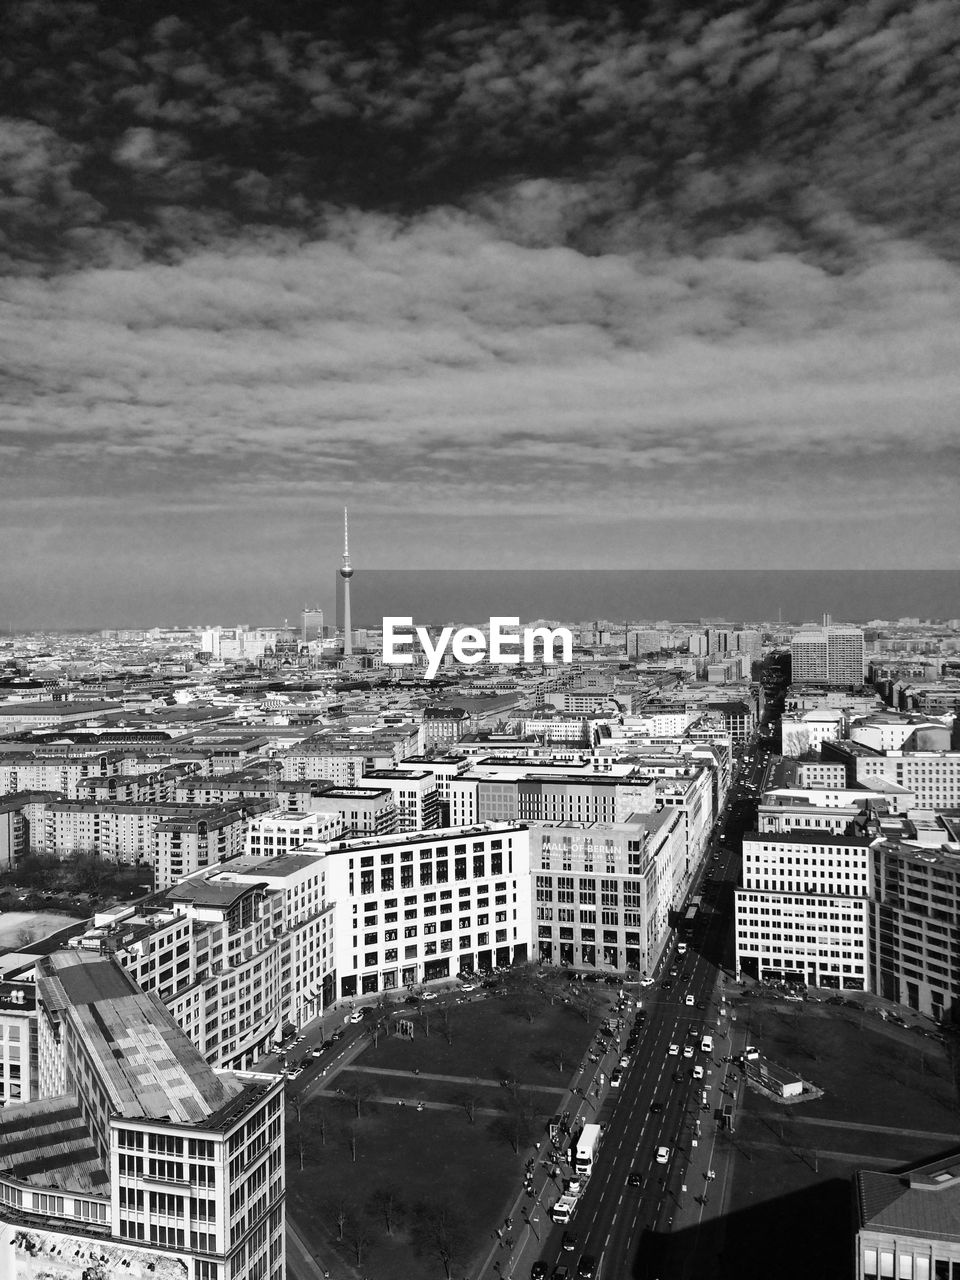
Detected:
left=439, top=1003, right=455, bottom=1045
left=346, top=1120, right=360, bottom=1163
left=494, top=1091, right=537, bottom=1154
left=330, top=1197, right=349, bottom=1242
left=414, top=1201, right=468, bottom=1280
left=349, top=1217, right=372, bottom=1266
left=457, top=1087, right=484, bottom=1125
left=314, top=1102, right=328, bottom=1146
left=343, top=1076, right=378, bottom=1118
left=369, top=1184, right=405, bottom=1236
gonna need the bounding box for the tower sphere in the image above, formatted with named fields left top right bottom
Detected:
left=340, top=564, right=354, bottom=579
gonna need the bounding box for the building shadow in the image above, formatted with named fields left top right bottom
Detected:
left=628, top=1176, right=852, bottom=1280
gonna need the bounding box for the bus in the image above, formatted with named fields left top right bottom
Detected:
left=682, top=905, right=698, bottom=932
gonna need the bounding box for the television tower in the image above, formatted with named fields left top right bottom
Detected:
left=340, top=506, right=353, bottom=657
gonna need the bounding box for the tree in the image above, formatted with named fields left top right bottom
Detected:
left=439, top=1003, right=455, bottom=1045
left=348, top=1216, right=372, bottom=1266
left=457, top=1087, right=485, bottom=1125
left=346, top=1120, right=360, bottom=1163
left=343, top=1076, right=378, bottom=1119
left=330, top=1197, right=349, bottom=1243
left=493, top=1090, right=537, bottom=1154
left=414, top=1201, right=468, bottom=1280
left=369, top=1184, right=405, bottom=1236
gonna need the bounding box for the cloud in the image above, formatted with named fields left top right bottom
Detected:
left=2, top=0, right=959, bottom=612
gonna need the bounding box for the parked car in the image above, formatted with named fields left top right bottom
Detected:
left=610, top=1068, right=623, bottom=1088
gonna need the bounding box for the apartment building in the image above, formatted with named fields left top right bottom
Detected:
left=360, top=768, right=440, bottom=831
left=791, top=626, right=866, bottom=685
left=302, top=785, right=398, bottom=837
left=0, top=949, right=284, bottom=1280
left=735, top=830, right=874, bottom=990
left=34, top=798, right=261, bottom=880
left=529, top=809, right=686, bottom=977
left=0, top=750, right=127, bottom=799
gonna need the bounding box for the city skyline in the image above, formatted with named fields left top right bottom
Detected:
left=3, top=1, right=959, bottom=626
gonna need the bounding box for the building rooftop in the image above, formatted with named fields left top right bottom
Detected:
left=38, top=951, right=244, bottom=1125
left=167, top=879, right=265, bottom=908
left=0, top=1093, right=109, bottom=1194
left=858, top=1153, right=960, bottom=1241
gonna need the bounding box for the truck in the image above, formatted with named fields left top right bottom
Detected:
left=551, top=1193, right=580, bottom=1224
left=575, top=1123, right=603, bottom=1178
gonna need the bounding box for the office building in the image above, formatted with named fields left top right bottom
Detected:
left=0, top=949, right=284, bottom=1280
left=735, top=830, right=874, bottom=989
left=856, top=1152, right=960, bottom=1280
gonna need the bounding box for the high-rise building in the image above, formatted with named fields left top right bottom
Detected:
left=340, top=507, right=353, bottom=657
left=300, top=606, right=323, bottom=644
left=791, top=626, right=865, bottom=685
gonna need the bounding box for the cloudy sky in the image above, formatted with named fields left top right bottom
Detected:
left=2, top=0, right=958, bottom=627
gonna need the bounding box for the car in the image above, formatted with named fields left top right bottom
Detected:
left=531, top=1264, right=549, bottom=1280
left=661, top=980, right=673, bottom=991
left=672, top=1071, right=685, bottom=1084
left=668, top=1043, right=679, bottom=1056
left=627, top=1170, right=645, bottom=1187
left=656, top=1146, right=670, bottom=1164
left=310, top=1046, right=324, bottom=1057
left=692, top=1065, right=704, bottom=1079
left=551, top=1268, right=571, bottom=1280
left=561, top=1230, right=576, bottom=1251
left=610, top=1068, right=623, bottom=1088
left=649, top=1100, right=663, bottom=1113
left=619, top=1054, right=630, bottom=1068
left=288, top=1066, right=303, bottom=1079
left=697, top=1001, right=707, bottom=1011
left=421, top=991, right=438, bottom=1001
left=565, top=1177, right=582, bottom=1194
left=685, top=995, right=695, bottom=1006
left=577, top=1255, right=597, bottom=1279
left=683, top=1044, right=694, bottom=1058
left=639, top=976, right=654, bottom=987
left=330, top=1029, right=344, bottom=1042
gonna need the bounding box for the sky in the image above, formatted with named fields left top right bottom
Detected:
left=2, top=0, right=959, bottom=628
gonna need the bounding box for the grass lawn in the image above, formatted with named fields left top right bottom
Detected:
left=716, top=1003, right=960, bottom=1280
left=365, top=992, right=603, bottom=1085
left=286, top=985, right=602, bottom=1278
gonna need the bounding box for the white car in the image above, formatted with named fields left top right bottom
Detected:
left=619, top=1055, right=630, bottom=1069
left=610, top=1069, right=623, bottom=1089
left=459, top=983, right=476, bottom=992
left=683, top=1045, right=694, bottom=1058
left=638, top=977, right=654, bottom=987
left=656, top=1146, right=670, bottom=1164
left=421, top=991, right=438, bottom=1001
left=685, top=995, right=695, bottom=1006
left=692, top=1065, right=704, bottom=1079
left=668, top=1043, right=679, bottom=1056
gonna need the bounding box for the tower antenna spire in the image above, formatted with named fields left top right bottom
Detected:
left=340, top=506, right=354, bottom=657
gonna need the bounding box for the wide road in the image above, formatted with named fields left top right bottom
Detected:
left=526, top=757, right=759, bottom=1280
